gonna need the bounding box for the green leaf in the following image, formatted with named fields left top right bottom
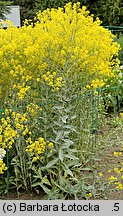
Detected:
left=64, top=125, right=76, bottom=132
left=67, top=160, right=81, bottom=168
left=61, top=115, right=69, bottom=123
left=46, top=158, right=59, bottom=169
left=53, top=121, right=63, bottom=127
left=62, top=138, right=74, bottom=145
left=80, top=167, right=93, bottom=171
left=33, top=175, right=42, bottom=179
left=31, top=182, right=40, bottom=187
left=63, top=130, right=71, bottom=137
left=53, top=128, right=58, bottom=135
left=61, top=163, right=74, bottom=177
left=55, top=131, right=63, bottom=141
left=58, top=148, right=64, bottom=162
left=54, top=182, right=69, bottom=193
left=32, top=183, right=50, bottom=194
left=70, top=115, right=76, bottom=120
left=64, top=106, right=74, bottom=113
left=42, top=176, right=51, bottom=186
left=107, top=94, right=117, bottom=108
left=54, top=105, right=64, bottom=110
left=69, top=148, right=78, bottom=153
left=60, top=142, right=71, bottom=149
left=63, top=154, right=79, bottom=160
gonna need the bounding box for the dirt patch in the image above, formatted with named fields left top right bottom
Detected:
left=0, top=190, right=45, bottom=200
left=95, top=143, right=123, bottom=200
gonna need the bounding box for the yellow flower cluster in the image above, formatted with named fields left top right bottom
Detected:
left=107, top=151, right=123, bottom=190
left=85, top=79, right=105, bottom=90
left=0, top=2, right=120, bottom=98
left=108, top=175, right=118, bottom=182
left=47, top=141, right=54, bottom=153
left=26, top=138, right=54, bottom=161
left=0, top=148, right=7, bottom=174
left=12, top=74, right=32, bottom=100
left=0, top=159, right=7, bottom=174
left=114, top=167, right=121, bottom=174
left=0, top=116, right=17, bottom=149
left=108, top=175, right=123, bottom=190
left=87, top=192, right=92, bottom=198
left=42, top=72, right=63, bottom=91
left=0, top=107, right=51, bottom=167
left=91, top=79, right=105, bottom=89
left=115, top=182, right=123, bottom=190
left=17, top=85, right=31, bottom=100
left=26, top=137, right=46, bottom=161
left=0, top=109, right=32, bottom=149
left=26, top=103, right=42, bottom=117
left=11, top=112, right=29, bottom=135
left=114, top=151, right=122, bottom=157
left=36, top=71, right=63, bottom=91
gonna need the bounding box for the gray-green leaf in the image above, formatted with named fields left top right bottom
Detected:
left=46, top=158, right=59, bottom=169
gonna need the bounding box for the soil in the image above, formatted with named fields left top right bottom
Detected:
left=0, top=191, right=45, bottom=200
left=95, top=134, right=123, bottom=200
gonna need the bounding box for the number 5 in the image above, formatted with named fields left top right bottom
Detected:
left=114, top=203, right=119, bottom=211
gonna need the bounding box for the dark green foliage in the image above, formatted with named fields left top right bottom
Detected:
left=12, top=0, right=36, bottom=25
left=5, top=0, right=123, bottom=26
left=84, top=0, right=121, bottom=26
left=0, top=1, right=12, bottom=19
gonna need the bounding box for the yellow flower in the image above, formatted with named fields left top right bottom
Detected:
left=32, top=156, right=39, bottom=162
left=36, top=78, right=40, bottom=82
left=114, top=151, right=122, bottom=157
left=116, top=182, right=123, bottom=190
left=22, top=127, right=29, bottom=136
left=0, top=2, right=120, bottom=98
left=0, top=159, right=7, bottom=174
left=120, top=112, right=123, bottom=117
left=85, top=85, right=90, bottom=89
left=26, top=137, right=46, bottom=160
left=99, top=172, right=103, bottom=177
left=108, top=176, right=117, bottom=182
left=114, top=152, right=118, bottom=156
left=13, top=84, right=17, bottom=89
left=114, top=167, right=121, bottom=174
left=87, top=193, right=92, bottom=198
left=94, top=91, right=98, bottom=96
left=48, top=142, right=54, bottom=153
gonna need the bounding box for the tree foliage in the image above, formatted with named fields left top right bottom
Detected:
left=2, top=0, right=123, bottom=26
left=0, top=1, right=12, bottom=19
left=12, top=0, right=36, bottom=24
left=88, top=0, right=121, bottom=26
